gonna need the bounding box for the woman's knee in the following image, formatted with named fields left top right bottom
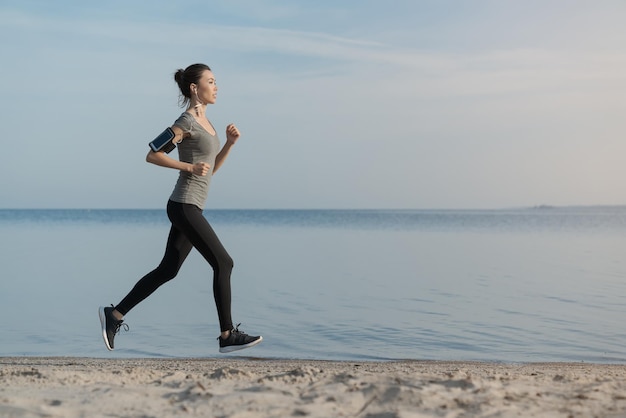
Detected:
left=155, top=262, right=181, bottom=282
left=220, top=253, right=234, bottom=272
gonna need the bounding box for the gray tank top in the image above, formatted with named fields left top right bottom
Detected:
left=169, top=112, right=221, bottom=209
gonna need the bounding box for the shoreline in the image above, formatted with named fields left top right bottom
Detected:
left=2, top=357, right=626, bottom=417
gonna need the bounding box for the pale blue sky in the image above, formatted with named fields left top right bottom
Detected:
left=1, top=1, right=625, bottom=209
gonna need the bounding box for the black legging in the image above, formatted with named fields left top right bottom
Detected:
left=116, top=200, right=234, bottom=332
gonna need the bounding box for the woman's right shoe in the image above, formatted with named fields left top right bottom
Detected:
left=218, top=324, right=262, bottom=353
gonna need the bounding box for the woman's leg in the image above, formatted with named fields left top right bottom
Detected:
left=115, top=205, right=193, bottom=316
left=167, top=201, right=234, bottom=332
left=100, top=214, right=192, bottom=350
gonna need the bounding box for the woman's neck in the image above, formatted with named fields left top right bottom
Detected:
left=189, top=101, right=207, bottom=118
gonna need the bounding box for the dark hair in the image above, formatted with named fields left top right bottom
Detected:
left=174, top=63, right=211, bottom=107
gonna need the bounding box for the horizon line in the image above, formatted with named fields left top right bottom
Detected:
left=1, top=204, right=625, bottom=211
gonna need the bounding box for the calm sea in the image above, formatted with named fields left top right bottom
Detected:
left=1, top=207, right=625, bottom=363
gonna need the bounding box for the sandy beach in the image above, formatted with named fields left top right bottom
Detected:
left=1, top=357, right=625, bottom=417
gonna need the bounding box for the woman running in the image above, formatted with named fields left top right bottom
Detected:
left=99, top=63, right=262, bottom=354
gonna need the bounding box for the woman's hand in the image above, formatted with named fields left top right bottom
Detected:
left=191, top=162, right=211, bottom=176
left=226, top=123, right=240, bottom=144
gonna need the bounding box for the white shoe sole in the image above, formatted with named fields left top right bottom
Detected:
left=98, top=306, right=114, bottom=351
left=219, top=336, right=263, bottom=353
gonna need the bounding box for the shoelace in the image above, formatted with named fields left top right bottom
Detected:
left=217, top=323, right=245, bottom=341
left=114, top=320, right=130, bottom=335
left=231, top=323, right=243, bottom=335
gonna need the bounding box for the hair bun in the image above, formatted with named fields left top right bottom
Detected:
left=174, top=69, right=185, bottom=83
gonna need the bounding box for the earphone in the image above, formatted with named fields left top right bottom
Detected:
left=192, top=84, right=203, bottom=116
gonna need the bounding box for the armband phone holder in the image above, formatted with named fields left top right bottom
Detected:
left=149, top=127, right=177, bottom=153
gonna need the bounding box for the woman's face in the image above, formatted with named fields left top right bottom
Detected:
left=195, top=70, right=218, bottom=105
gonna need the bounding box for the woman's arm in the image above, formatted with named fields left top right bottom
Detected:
left=146, top=126, right=211, bottom=176
left=213, top=123, right=241, bottom=174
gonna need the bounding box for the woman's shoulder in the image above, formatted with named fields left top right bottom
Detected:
left=173, top=111, right=195, bottom=131
left=175, top=111, right=194, bottom=122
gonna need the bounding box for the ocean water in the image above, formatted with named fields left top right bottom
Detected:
left=1, top=207, right=625, bottom=363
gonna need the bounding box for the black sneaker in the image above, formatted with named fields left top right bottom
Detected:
left=98, top=305, right=128, bottom=351
left=218, top=324, right=262, bottom=353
